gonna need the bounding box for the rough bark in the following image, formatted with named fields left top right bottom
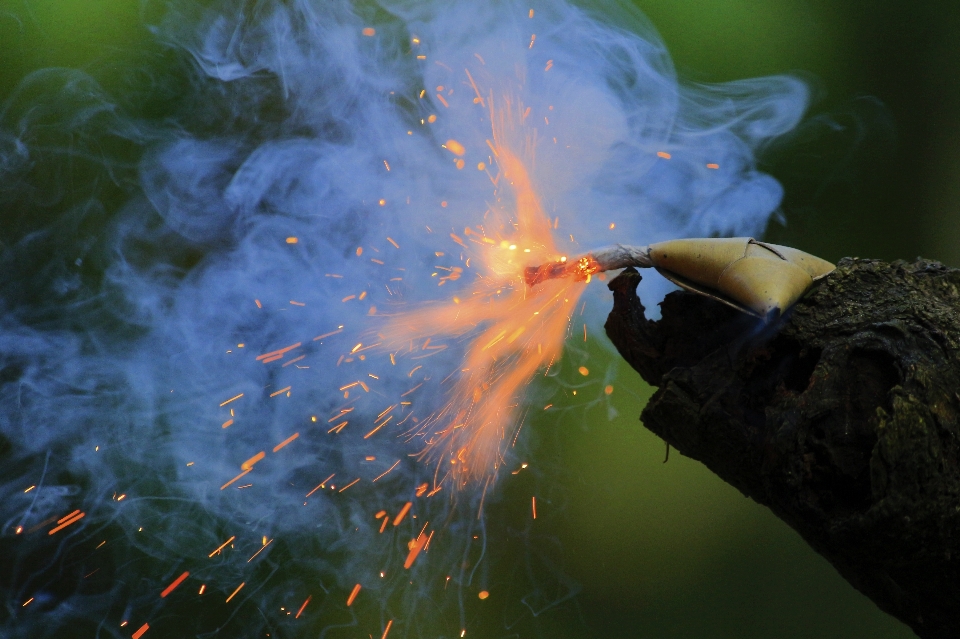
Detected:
left=604, top=258, right=960, bottom=639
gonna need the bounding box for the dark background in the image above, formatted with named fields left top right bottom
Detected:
left=2, top=0, right=958, bottom=637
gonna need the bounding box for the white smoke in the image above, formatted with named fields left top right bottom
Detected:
left=0, top=0, right=807, bottom=636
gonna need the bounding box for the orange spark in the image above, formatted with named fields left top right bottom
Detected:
left=404, top=531, right=428, bottom=569
left=225, top=582, right=245, bottom=603
left=382, top=620, right=394, bottom=639
left=241, top=451, right=265, bottom=471
left=363, top=415, right=392, bottom=439
left=306, top=473, right=335, bottom=497
left=338, top=478, right=360, bottom=493
left=220, top=470, right=250, bottom=490
left=372, top=460, right=401, bottom=482
left=219, top=393, right=243, bottom=407
left=532, top=496, right=537, bottom=519
left=314, top=327, right=343, bottom=341
left=57, top=509, right=80, bottom=523
left=256, top=342, right=301, bottom=362
left=272, top=432, right=299, bottom=452
left=247, top=538, right=273, bottom=562
left=48, top=512, right=85, bottom=535
left=346, top=583, right=362, bottom=606
left=657, top=151, right=671, bottom=159
left=208, top=536, right=236, bottom=557
left=160, top=572, right=190, bottom=598
left=327, top=421, right=348, bottom=434
left=362, top=27, right=376, bottom=36
left=707, top=163, right=720, bottom=169
left=393, top=501, right=412, bottom=526
left=464, top=68, right=485, bottom=107
left=132, top=623, right=150, bottom=639
left=295, top=595, right=311, bottom=618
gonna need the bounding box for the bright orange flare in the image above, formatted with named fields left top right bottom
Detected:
left=346, top=583, right=362, bottom=606
left=404, top=531, right=428, bottom=569
left=383, top=95, right=590, bottom=489
left=445, top=139, right=466, bottom=156
left=160, top=572, right=190, bottom=598
left=225, top=581, right=245, bottom=603
left=295, top=595, right=311, bottom=618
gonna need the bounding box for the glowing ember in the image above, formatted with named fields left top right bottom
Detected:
left=295, top=595, right=311, bottom=618
left=346, top=583, right=362, bottom=606
left=225, top=581, right=245, bottom=603
left=160, top=572, right=190, bottom=598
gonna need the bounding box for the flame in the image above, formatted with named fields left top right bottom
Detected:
left=383, top=95, right=590, bottom=489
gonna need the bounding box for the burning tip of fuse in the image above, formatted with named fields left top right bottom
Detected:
left=523, top=244, right=652, bottom=287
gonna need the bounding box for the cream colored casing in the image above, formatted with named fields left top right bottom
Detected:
left=647, top=237, right=835, bottom=319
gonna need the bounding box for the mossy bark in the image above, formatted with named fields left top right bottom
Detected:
left=604, top=258, right=960, bottom=639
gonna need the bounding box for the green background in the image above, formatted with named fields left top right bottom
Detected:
left=3, top=0, right=958, bottom=637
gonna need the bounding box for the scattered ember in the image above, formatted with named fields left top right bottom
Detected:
left=346, top=583, right=362, bottom=606
left=160, top=572, right=189, bottom=598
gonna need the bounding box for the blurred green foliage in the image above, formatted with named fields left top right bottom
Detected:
left=634, top=0, right=960, bottom=269
left=0, top=0, right=143, bottom=91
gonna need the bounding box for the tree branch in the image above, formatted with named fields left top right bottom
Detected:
left=604, top=258, right=960, bottom=639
